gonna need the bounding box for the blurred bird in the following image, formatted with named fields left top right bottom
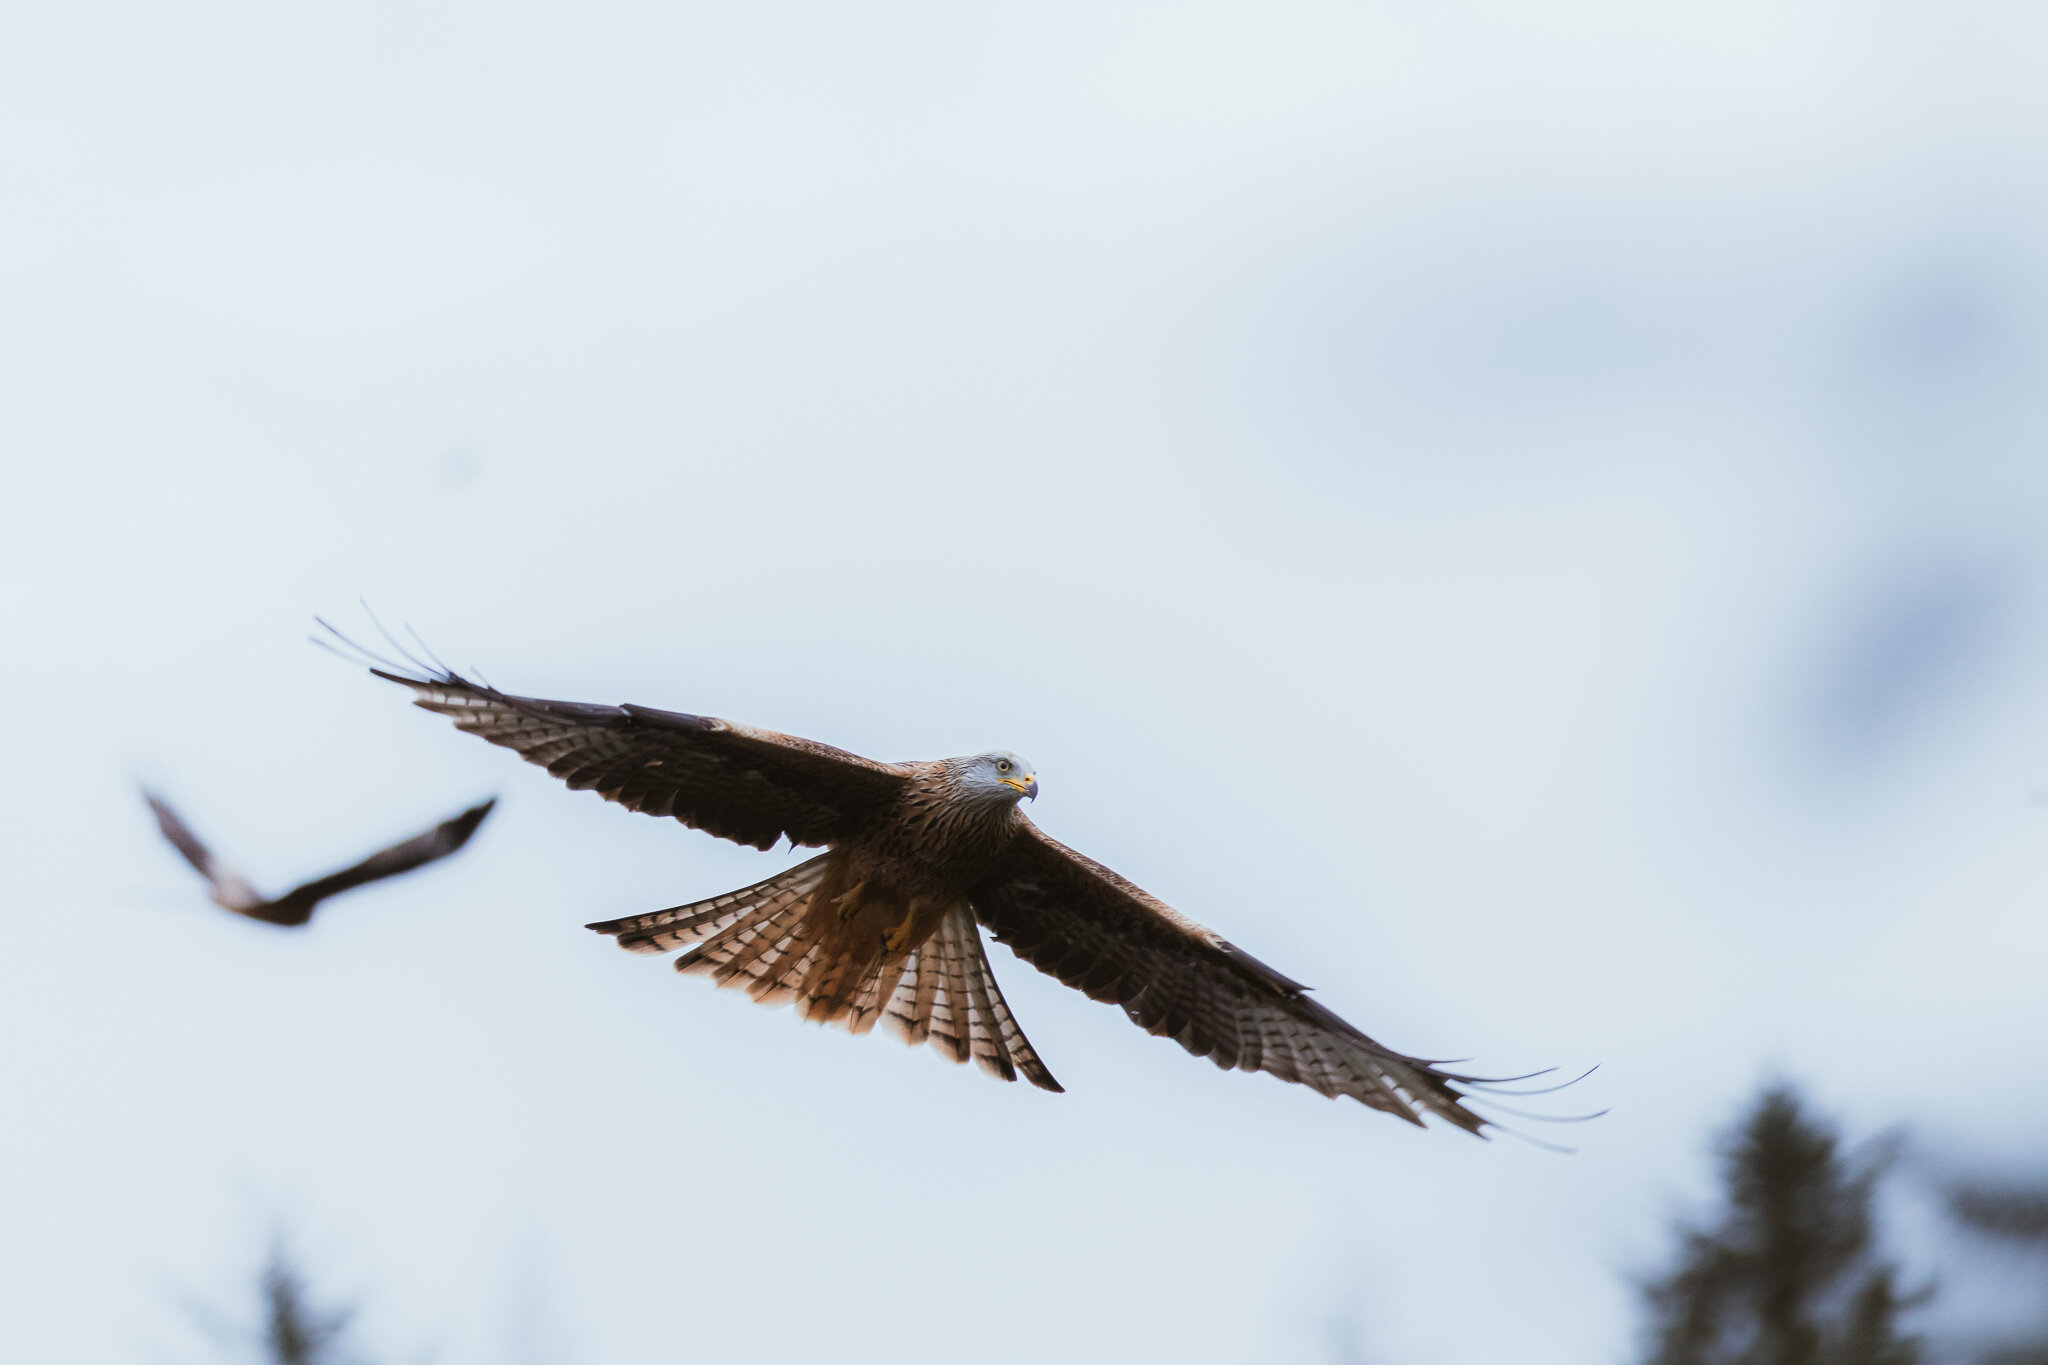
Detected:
left=338, top=623, right=1551, bottom=1136
left=144, top=790, right=495, bottom=927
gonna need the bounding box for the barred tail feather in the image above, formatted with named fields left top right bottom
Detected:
left=882, top=908, right=1062, bottom=1093
left=597, top=878, right=1061, bottom=1094
left=746, top=939, right=824, bottom=1009
left=845, top=951, right=913, bottom=1037
left=674, top=902, right=819, bottom=999
left=793, top=948, right=861, bottom=1026
left=586, top=855, right=830, bottom=954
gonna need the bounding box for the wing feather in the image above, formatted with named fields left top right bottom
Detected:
left=144, top=791, right=493, bottom=927
left=367, top=666, right=912, bottom=851
left=278, top=799, right=496, bottom=912
left=970, top=823, right=1489, bottom=1134
left=143, top=791, right=266, bottom=915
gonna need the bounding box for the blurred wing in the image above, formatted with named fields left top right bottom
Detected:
left=281, top=798, right=497, bottom=909
left=142, top=790, right=265, bottom=914
left=372, top=666, right=912, bottom=851
left=144, top=790, right=218, bottom=880
left=970, top=823, right=1488, bottom=1134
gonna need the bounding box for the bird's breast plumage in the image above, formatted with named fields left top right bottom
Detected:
left=834, top=767, right=1024, bottom=901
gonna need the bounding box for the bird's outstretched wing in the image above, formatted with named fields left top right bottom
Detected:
left=365, top=663, right=914, bottom=851
left=275, top=799, right=497, bottom=922
left=970, top=822, right=1493, bottom=1134
left=144, top=792, right=496, bottom=926
left=144, top=791, right=267, bottom=916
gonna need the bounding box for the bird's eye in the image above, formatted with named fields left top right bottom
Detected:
left=996, top=759, right=1011, bottom=772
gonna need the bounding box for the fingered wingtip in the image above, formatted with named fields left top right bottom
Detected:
left=1465, top=1064, right=1601, bottom=1097
left=313, top=610, right=473, bottom=690
left=1448, top=1067, right=1608, bottom=1153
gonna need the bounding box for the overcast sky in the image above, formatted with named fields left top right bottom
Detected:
left=5, top=3, right=2048, bottom=1362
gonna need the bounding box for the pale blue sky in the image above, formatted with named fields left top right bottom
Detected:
left=4, top=3, right=2048, bottom=1361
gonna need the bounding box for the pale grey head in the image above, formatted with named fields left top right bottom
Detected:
left=952, top=749, right=1038, bottom=804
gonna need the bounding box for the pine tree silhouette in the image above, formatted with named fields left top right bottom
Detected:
left=252, top=1237, right=361, bottom=1365
left=1640, top=1083, right=1926, bottom=1365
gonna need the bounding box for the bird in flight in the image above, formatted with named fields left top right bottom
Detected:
left=342, top=633, right=1530, bottom=1134
left=145, top=789, right=495, bottom=927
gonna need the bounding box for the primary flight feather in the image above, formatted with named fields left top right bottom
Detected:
left=359, top=650, right=1509, bottom=1133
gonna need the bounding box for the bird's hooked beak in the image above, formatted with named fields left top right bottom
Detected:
left=1001, top=773, right=1039, bottom=801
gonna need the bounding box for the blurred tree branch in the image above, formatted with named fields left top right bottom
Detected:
left=1947, top=1182, right=2048, bottom=1247
left=1941, top=1169, right=2048, bottom=1365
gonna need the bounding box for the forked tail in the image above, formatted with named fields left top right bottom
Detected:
left=869, top=906, right=1061, bottom=1091
left=588, top=867, right=1061, bottom=1093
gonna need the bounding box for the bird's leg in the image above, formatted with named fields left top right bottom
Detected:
left=881, top=900, right=924, bottom=954
left=833, top=879, right=867, bottom=922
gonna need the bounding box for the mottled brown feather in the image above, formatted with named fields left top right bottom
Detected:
left=971, top=823, right=1487, bottom=1133
left=372, top=669, right=911, bottom=851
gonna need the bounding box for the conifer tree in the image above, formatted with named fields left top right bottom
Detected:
left=256, top=1239, right=358, bottom=1365
left=1640, top=1084, right=1924, bottom=1365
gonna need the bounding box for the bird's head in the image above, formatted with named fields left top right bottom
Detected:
left=959, top=750, right=1038, bottom=805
